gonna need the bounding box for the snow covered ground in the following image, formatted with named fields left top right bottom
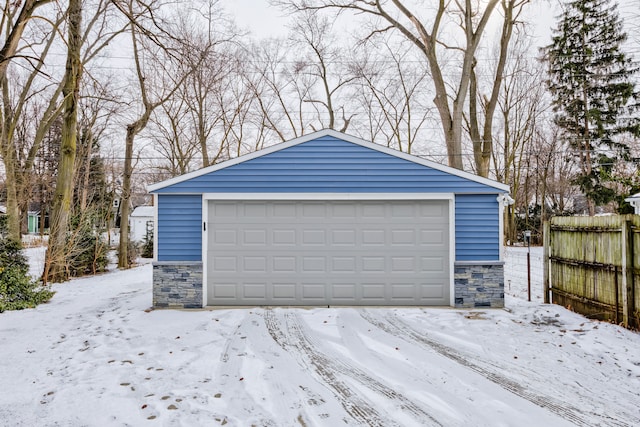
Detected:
left=1, top=248, right=639, bottom=426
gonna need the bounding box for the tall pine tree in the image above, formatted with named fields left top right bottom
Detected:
left=543, top=0, right=638, bottom=214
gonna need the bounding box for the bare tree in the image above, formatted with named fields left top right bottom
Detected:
left=467, top=0, right=530, bottom=177
left=275, top=0, right=502, bottom=171
left=1, top=0, right=125, bottom=242
left=75, top=79, right=121, bottom=211
left=113, top=0, right=198, bottom=268
left=352, top=37, right=433, bottom=153
left=490, top=35, right=546, bottom=242
left=149, top=97, right=200, bottom=176
left=44, top=0, right=83, bottom=282
left=176, top=1, right=240, bottom=167
left=1, top=5, right=64, bottom=241
left=245, top=38, right=311, bottom=140
left=290, top=10, right=357, bottom=132
left=0, top=0, right=54, bottom=77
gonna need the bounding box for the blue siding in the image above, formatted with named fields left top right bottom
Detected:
left=157, top=195, right=202, bottom=261
left=455, top=194, right=500, bottom=260
left=155, top=136, right=501, bottom=194
left=154, top=136, right=504, bottom=263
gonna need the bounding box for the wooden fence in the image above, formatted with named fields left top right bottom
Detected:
left=543, top=215, right=640, bottom=329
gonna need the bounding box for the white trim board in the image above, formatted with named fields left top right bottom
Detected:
left=200, top=195, right=456, bottom=307
left=202, top=192, right=455, bottom=201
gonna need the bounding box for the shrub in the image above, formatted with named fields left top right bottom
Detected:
left=141, top=228, right=153, bottom=259
left=0, top=238, right=54, bottom=312
left=117, top=239, right=139, bottom=267
left=66, top=226, right=109, bottom=276
left=0, top=239, right=28, bottom=274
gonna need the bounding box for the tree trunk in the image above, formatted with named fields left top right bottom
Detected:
left=80, top=129, right=93, bottom=211
left=1, top=74, right=21, bottom=242
left=118, top=124, right=137, bottom=269
left=44, top=0, right=82, bottom=283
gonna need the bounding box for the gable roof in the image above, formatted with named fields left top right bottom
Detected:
left=148, top=129, right=509, bottom=193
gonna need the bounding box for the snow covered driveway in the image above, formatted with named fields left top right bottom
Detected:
left=1, top=261, right=640, bottom=426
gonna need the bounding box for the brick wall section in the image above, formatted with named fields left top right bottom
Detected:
left=153, top=262, right=203, bottom=309
left=454, top=262, right=505, bottom=308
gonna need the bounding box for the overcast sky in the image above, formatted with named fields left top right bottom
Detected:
left=224, top=0, right=639, bottom=52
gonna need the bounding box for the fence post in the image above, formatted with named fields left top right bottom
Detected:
left=543, top=221, right=551, bottom=304
left=621, top=220, right=632, bottom=327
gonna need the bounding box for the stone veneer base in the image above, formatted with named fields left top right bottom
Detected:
left=152, top=260, right=504, bottom=309
left=454, top=261, right=505, bottom=308
left=153, top=261, right=203, bottom=309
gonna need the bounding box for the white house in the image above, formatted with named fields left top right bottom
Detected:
left=129, top=205, right=154, bottom=242
left=625, top=193, right=640, bottom=214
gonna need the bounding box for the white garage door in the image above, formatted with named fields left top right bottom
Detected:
left=206, top=200, right=450, bottom=306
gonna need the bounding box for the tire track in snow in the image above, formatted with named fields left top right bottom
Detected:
left=216, top=312, right=278, bottom=426
left=263, top=309, right=383, bottom=426
left=360, top=310, right=631, bottom=427
left=262, top=309, right=442, bottom=427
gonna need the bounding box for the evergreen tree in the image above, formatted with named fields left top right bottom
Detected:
left=543, top=0, right=638, bottom=213
left=0, top=215, right=54, bottom=312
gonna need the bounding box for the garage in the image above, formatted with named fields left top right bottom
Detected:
left=149, top=129, right=510, bottom=309
left=206, top=199, right=450, bottom=306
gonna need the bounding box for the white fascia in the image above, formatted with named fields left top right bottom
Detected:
left=202, top=192, right=455, bottom=201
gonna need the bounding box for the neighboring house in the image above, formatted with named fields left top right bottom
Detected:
left=129, top=205, right=154, bottom=243
left=0, top=205, right=6, bottom=215
left=27, top=211, right=40, bottom=234
left=625, top=193, right=640, bottom=214
left=149, top=130, right=511, bottom=309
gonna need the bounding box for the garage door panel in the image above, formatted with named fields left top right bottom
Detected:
left=272, top=202, right=296, bottom=217
left=331, top=283, right=357, bottom=299
left=421, top=203, right=447, bottom=217
left=362, top=203, right=386, bottom=218
left=207, top=200, right=450, bottom=306
left=421, top=282, right=446, bottom=299
left=273, top=229, right=296, bottom=245
left=332, top=203, right=357, bottom=217
left=420, top=230, right=445, bottom=244
left=391, top=230, right=415, bottom=244
left=362, top=229, right=385, bottom=245
left=332, top=256, right=356, bottom=272
left=362, top=257, right=385, bottom=272
left=391, top=283, right=416, bottom=299
left=421, top=256, right=446, bottom=272
left=213, top=203, right=237, bottom=217
left=332, top=229, right=356, bottom=245
left=212, top=256, right=236, bottom=272
left=302, top=204, right=326, bottom=217
left=244, top=203, right=267, bottom=217
left=212, top=283, right=237, bottom=299
left=391, top=204, right=415, bottom=217
left=302, top=257, right=326, bottom=272
left=243, top=229, right=267, bottom=245
left=391, top=257, right=415, bottom=272
left=241, top=283, right=267, bottom=298
left=302, top=283, right=325, bottom=299
left=273, top=283, right=296, bottom=299
left=303, top=229, right=326, bottom=245
left=362, top=283, right=386, bottom=299
left=212, top=229, right=236, bottom=245
left=243, top=257, right=267, bottom=272
left=273, top=256, right=296, bottom=272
